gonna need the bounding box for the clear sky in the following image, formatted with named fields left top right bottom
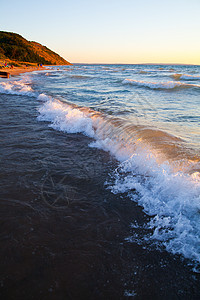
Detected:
left=1, top=0, right=200, bottom=64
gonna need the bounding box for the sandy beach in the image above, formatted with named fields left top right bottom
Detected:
left=0, top=66, right=46, bottom=78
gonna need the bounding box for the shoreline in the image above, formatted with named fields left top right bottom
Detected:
left=0, top=88, right=199, bottom=298
left=0, top=66, right=47, bottom=78
left=0, top=63, right=200, bottom=299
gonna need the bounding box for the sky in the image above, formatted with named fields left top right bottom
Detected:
left=1, top=0, right=200, bottom=64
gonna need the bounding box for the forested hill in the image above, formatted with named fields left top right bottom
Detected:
left=0, top=31, right=71, bottom=65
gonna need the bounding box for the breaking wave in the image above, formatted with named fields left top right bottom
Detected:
left=37, top=95, right=200, bottom=269
left=1, top=73, right=200, bottom=270
left=172, top=73, right=200, bottom=81
left=0, top=78, right=35, bottom=97
left=122, top=79, right=200, bottom=90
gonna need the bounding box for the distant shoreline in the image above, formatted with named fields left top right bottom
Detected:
left=73, top=62, right=200, bottom=66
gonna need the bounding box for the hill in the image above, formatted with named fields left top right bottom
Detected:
left=0, top=31, right=71, bottom=65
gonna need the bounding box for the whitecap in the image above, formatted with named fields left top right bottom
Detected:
left=0, top=79, right=36, bottom=96
left=122, top=79, right=200, bottom=90
left=37, top=96, right=200, bottom=268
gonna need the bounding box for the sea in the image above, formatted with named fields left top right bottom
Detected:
left=0, top=64, right=200, bottom=299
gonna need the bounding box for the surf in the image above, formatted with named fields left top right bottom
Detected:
left=2, top=67, right=200, bottom=269
left=171, top=73, right=200, bottom=81
left=122, top=79, right=200, bottom=90
left=37, top=94, right=200, bottom=267
left=0, top=78, right=35, bottom=96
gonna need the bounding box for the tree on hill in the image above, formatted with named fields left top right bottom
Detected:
left=0, top=31, right=71, bottom=65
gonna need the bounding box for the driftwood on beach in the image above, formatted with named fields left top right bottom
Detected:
left=0, top=71, right=10, bottom=78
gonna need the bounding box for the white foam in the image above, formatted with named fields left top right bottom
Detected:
left=122, top=79, right=200, bottom=89
left=37, top=97, right=200, bottom=267
left=180, top=74, right=200, bottom=80
left=109, top=149, right=200, bottom=266
left=0, top=78, right=56, bottom=103
left=124, top=290, right=137, bottom=297
left=37, top=99, right=95, bottom=137
left=0, top=79, right=35, bottom=96
left=37, top=93, right=51, bottom=102
left=172, top=73, right=200, bottom=80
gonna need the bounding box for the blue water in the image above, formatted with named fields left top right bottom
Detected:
left=1, top=64, right=200, bottom=270
left=34, top=64, right=200, bottom=149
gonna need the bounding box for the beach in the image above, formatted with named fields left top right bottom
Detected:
left=0, top=65, right=46, bottom=77
left=0, top=64, right=200, bottom=299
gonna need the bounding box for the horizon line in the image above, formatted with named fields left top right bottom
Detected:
left=70, top=62, right=200, bottom=66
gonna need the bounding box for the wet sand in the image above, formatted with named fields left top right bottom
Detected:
left=0, top=66, right=47, bottom=77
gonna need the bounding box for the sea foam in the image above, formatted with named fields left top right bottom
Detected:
left=0, top=79, right=35, bottom=96
left=1, top=68, right=200, bottom=268
left=38, top=98, right=95, bottom=137
left=122, top=79, right=200, bottom=90
left=37, top=96, right=200, bottom=269
left=109, top=149, right=200, bottom=267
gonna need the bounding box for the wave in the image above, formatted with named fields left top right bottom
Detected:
left=139, top=70, right=148, bottom=74
left=110, top=153, right=200, bottom=267
left=3, top=75, right=200, bottom=269
left=172, top=73, right=200, bottom=81
left=138, top=69, right=166, bottom=74
left=122, top=79, right=200, bottom=90
left=38, top=97, right=95, bottom=136
left=69, top=75, right=92, bottom=79
left=37, top=95, right=200, bottom=269
left=0, top=79, right=36, bottom=96
left=37, top=96, right=200, bottom=165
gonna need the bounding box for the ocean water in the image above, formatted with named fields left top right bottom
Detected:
left=0, top=64, right=200, bottom=298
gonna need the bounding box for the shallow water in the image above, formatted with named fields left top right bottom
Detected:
left=0, top=64, right=200, bottom=298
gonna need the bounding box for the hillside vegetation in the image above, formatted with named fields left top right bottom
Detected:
left=0, top=31, right=71, bottom=65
